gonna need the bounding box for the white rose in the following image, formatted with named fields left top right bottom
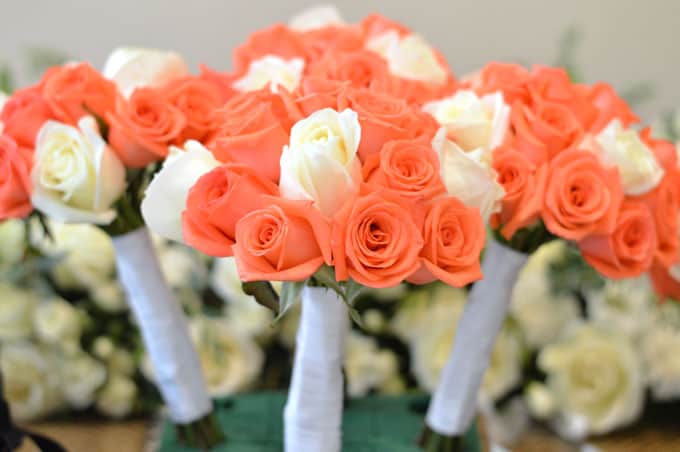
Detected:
left=95, top=374, right=137, bottom=419
left=641, top=302, right=680, bottom=401
left=1, top=342, right=63, bottom=421
left=0, top=220, right=26, bottom=267
left=92, top=336, right=115, bottom=360
left=344, top=331, right=399, bottom=398
left=586, top=278, right=654, bottom=340
left=33, top=298, right=82, bottom=348
left=538, top=324, right=644, bottom=439
left=289, top=5, right=345, bottom=31
left=432, top=128, right=505, bottom=223
left=91, top=281, right=127, bottom=313
left=141, top=141, right=220, bottom=243
left=211, top=257, right=275, bottom=338
left=366, top=31, right=447, bottom=84
left=480, top=325, right=524, bottom=403
left=189, top=317, right=263, bottom=397
left=107, top=349, right=136, bottom=376
left=232, top=55, right=304, bottom=94
left=60, top=353, right=107, bottom=409
left=424, top=90, right=510, bottom=154
left=0, top=283, right=38, bottom=341
left=280, top=108, right=362, bottom=216
left=158, top=242, right=207, bottom=289
left=103, top=47, right=189, bottom=98
left=591, top=119, right=664, bottom=195
left=525, top=382, right=557, bottom=420
left=31, top=117, right=126, bottom=225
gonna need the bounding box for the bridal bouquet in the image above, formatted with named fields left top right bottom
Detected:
left=141, top=7, right=488, bottom=452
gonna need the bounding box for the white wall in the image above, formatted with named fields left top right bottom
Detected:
left=1, top=0, right=678, bottom=120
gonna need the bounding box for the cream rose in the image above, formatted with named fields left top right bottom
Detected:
left=233, top=55, right=304, bottom=94
left=538, top=324, right=644, bottom=439
left=432, top=128, right=505, bottom=223
left=525, top=382, right=557, bottom=420
left=0, top=283, right=38, bottom=341
left=279, top=108, right=362, bottom=216
left=423, top=90, right=510, bottom=154
left=60, top=353, right=107, bottom=409
left=344, top=331, right=399, bottom=398
left=591, top=119, right=664, bottom=195
left=33, top=298, right=82, bottom=350
left=157, top=242, right=207, bottom=289
left=32, top=117, right=126, bottom=225
left=289, top=5, right=345, bottom=31
left=95, top=373, right=138, bottom=418
left=0, top=220, right=26, bottom=268
left=642, top=303, right=680, bottom=401
left=141, top=141, right=220, bottom=243
left=91, top=281, right=127, bottom=313
left=103, top=47, right=189, bottom=98
left=586, top=278, right=654, bottom=340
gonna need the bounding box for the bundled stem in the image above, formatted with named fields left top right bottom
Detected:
left=176, top=412, right=224, bottom=449
left=418, top=425, right=463, bottom=452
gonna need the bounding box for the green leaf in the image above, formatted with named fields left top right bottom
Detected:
left=275, top=280, right=306, bottom=322
left=554, top=25, right=584, bottom=82
left=348, top=308, right=364, bottom=328
left=620, top=82, right=655, bottom=108
left=24, top=47, right=70, bottom=77
left=312, top=265, right=346, bottom=299
left=344, top=279, right=365, bottom=306
left=0, top=64, right=14, bottom=94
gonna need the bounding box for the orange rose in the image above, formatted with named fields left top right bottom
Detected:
left=283, top=76, right=348, bottom=117
left=41, top=63, right=118, bottom=125
left=232, top=24, right=306, bottom=73
left=360, top=14, right=411, bottom=38
left=408, top=196, right=484, bottom=286
left=650, top=261, right=680, bottom=303
left=198, top=65, right=238, bottom=103
left=182, top=164, right=278, bottom=257
left=491, top=144, right=549, bottom=238
left=298, top=25, right=364, bottom=61
left=332, top=190, right=423, bottom=288
left=588, top=82, right=639, bottom=133
left=543, top=149, right=623, bottom=241
left=579, top=200, right=657, bottom=279
left=209, top=89, right=298, bottom=182
left=511, top=99, right=584, bottom=164
left=233, top=196, right=332, bottom=281
left=340, top=88, right=432, bottom=161
left=308, top=50, right=391, bottom=90
left=372, top=70, right=457, bottom=106
left=0, top=134, right=33, bottom=220
left=162, top=76, right=223, bottom=143
left=468, top=62, right=530, bottom=105
left=642, top=128, right=678, bottom=174
left=107, top=87, right=187, bottom=168
left=362, top=139, right=445, bottom=200
left=0, top=85, right=53, bottom=148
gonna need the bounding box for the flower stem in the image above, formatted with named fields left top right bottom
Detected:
left=176, top=411, right=224, bottom=450
left=418, top=425, right=463, bottom=452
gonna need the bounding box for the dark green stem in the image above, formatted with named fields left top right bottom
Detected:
left=176, top=411, right=224, bottom=450
left=418, top=425, right=463, bottom=452
left=242, top=281, right=280, bottom=314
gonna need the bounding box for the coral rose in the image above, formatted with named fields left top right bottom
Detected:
left=588, top=83, right=638, bottom=133
left=0, top=86, right=53, bottom=148
left=492, top=144, right=549, bottom=238
left=182, top=164, right=278, bottom=257
left=284, top=76, right=348, bottom=117
left=41, top=63, right=118, bottom=125
left=0, top=134, right=33, bottom=220
left=468, top=62, right=530, bottom=105
left=210, top=89, right=298, bottom=182
left=107, top=87, right=187, bottom=168
left=332, top=191, right=423, bottom=288
left=233, top=196, right=332, bottom=281
left=579, top=200, right=657, bottom=279
left=308, top=50, right=391, bottom=90
left=232, top=24, right=306, bottom=74
left=362, top=139, right=445, bottom=200
left=543, top=149, right=623, bottom=241
left=650, top=261, right=680, bottom=303
left=162, top=76, right=223, bottom=143
left=298, top=25, right=364, bottom=61
left=408, top=196, right=485, bottom=287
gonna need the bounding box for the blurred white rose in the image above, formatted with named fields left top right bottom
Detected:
left=586, top=278, right=654, bottom=340
left=33, top=298, right=82, bottom=350
left=92, top=336, right=115, bottom=360
left=1, top=342, right=63, bottom=421
left=344, top=331, right=399, bottom=397
left=0, top=220, right=26, bottom=267
left=538, top=324, right=644, bottom=440
left=60, top=353, right=107, bottom=409
left=481, top=325, right=524, bottom=403
left=642, top=302, right=680, bottom=401
left=424, top=90, right=509, bottom=154
left=280, top=108, right=362, bottom=217
left=190, top=317, right=263, bottom=397
left=103, top=47, right=189, bottom=98
left=31, top=117, right=126, bottom=225
left=289, top=5, right=345, bottom=31
left=366, top=31, right=447, bottom=84
left=95, top=374, right=138, bottom=419
left=107, top=349, right=136, bottom=377
left=480, top=396, right=530, bottom=447
left=90, top=281, right=127, bottom=313
left=525, top=382, right=557, bottom=420
left=0, top=283, right=38, bottom=341
left=157, top=242, right=207, bottom=289
left=233, top=55, right=305, bottom=94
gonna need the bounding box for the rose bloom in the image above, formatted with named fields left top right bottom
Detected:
left=543, top=148, right=623, bottom=241
left=297, top=24, right=364, bottom=62
left=362, top=139, right=445, bottom=200
left=588, top=83, right=638, bottom=133
left=0, top=86, right=54, bottom=148
left=108, top=87, right=187, bottom=168
left=233, top=196, right=332, bottom=281
left=289, top=4, right=345, bottom=32
left=579, top=200, right=658, bottom=279
left=210, top=89, right=299, bottom=182
left=360, top=14, right=411, bottom=39
left=492, top=144, right=548, bottom=239
left=41, top=63, right=118, bottom=125
left=284, top=76, right=349, bottom=117
left=182, top=164, right=278, bottom=257
left=307, top=49, right=391, bottom=90
left=232, top=55, right=305, bottom=94
left=0, top=134, right=33, bottom=220
left=332, top=190, right=423, bottom=288
left=232, top=24, right=307, bottom=74
left=650, top=261, right=680, bottom=303
left=408, top=196, right=485, bottom=287
left=198, top=65, right=239, bottom=103
left=467, top=62, right=530, bottom=105
left=162, top=76, right=223, bottom=143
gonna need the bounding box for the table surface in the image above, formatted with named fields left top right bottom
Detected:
left=16, top=418, right=680, bottom=452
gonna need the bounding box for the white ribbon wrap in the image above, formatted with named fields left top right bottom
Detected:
left=284, top=286, right=349, bottom=452
left=112, top=228, right=211, bottom=424
left=426, top=238, right=529, bottom=435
